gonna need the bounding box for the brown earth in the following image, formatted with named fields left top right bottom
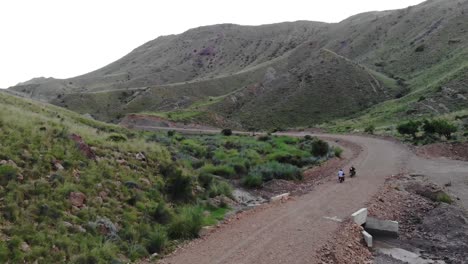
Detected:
left=415, top=142, right=468, bottom=162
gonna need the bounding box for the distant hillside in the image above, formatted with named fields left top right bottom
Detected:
left=9, top=0, right=468, bottom=129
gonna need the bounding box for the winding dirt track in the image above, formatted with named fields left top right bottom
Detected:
left=144, top=130, right=468, bottom=264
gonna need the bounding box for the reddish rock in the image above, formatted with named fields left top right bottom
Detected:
left=69, top=134, right=96, bottom=160
left=69, top=192, right=87, bottom=207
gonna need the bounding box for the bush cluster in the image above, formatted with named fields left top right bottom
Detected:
left=397, top=119, right=458, bottom=142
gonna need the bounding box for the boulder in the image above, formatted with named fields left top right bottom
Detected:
left=69, top=134, right=96, bottom=160
left=69, top=192, right=87, bottom=207
left=54, top=161, right=64, bottom=171
left=135, top=152, right=147, bottom=161
left=20, top=242, right=30, bottom=252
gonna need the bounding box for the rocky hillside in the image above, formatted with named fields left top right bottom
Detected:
left=8, top=0, right=468, bottom=129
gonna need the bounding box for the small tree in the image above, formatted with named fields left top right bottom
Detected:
left=311, top=139, right=329, bottom=157
left=397, top=121, right=420, bottom=139
left=433, top=120, right=457, bottom=139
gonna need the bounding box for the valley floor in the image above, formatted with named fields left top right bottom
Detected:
left=153, top=133, right=466, bottom=264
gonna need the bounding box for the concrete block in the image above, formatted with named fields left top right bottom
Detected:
left=362, top=230, right=373, bottom=247
left=365, top=217, right=399, bottom=237
left=270, top=193, right=290, bottom=202
left=351, top=208, right=368, bottom=225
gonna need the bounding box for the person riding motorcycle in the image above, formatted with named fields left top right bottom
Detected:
left=338, top=169, right=345, bottom=183
left=349, top=166, right=356, bottom=177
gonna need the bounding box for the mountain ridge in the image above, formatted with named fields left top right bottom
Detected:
left=8, top=0, right=468, bottom=129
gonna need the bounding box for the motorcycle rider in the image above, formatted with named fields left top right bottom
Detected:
left=349, top=166, right=356, bottom=177
left=338, top=169, right=345, bottom=183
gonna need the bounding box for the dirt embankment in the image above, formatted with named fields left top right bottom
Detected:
left=415, top=142, right=468, bottom=161
left=317, top=174, right=468, bottom=264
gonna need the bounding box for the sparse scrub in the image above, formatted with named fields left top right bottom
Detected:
left=333, top=147, right=343, bottom=158
left=201, top=164, right=236, bottom=178
left=168, top=206, right=203, bottom=240
left=436, top=192, right=453, bottom=204
left=144, top=226, right=168, bottom=254
left=364, top=124, right=375, bottom=134
left=242, top=174, right=263, bottom=188
left=107, top=133, right=127, bottom=142
left=249, top=161, right=302, bottom=182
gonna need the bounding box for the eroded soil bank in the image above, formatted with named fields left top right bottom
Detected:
left=318, top=174, right=468, bottom=264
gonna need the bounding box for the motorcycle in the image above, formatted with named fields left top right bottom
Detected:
left=338, top=175, right=345, bottom=183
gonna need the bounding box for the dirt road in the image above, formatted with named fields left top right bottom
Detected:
left=147, top=129, right=467, bottom=264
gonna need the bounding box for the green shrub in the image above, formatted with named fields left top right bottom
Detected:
left=257, top=135, right=270, bottom=141
left=415, top=44, right=425, bottom=52
left=250, top=161, right=302, bottom=182
left=422, top=119, right=436, bottom=134
left=168, top=206, right=203, bottom=239
left=423, top=119, right=457, bottom=139
left=242, top=174, right=263, bottom=188
left=151, top=202, right=173, bottom=224
left=267, top=151, right=303, bottom=166
left=144, top=226, right=168, bottom=254
left=201, top=164, right=235, bottom=178
left=397, top=121, right=421, bottom=138
left=436, top=192, right=453, bottom=204
left=333, top=147, right=343, bottom=158
left=107, top=133, right=127, bottom=142
left=0, top=242, right=9, bottom=263
left=181, top=139, right=207, bottom=158
left=165, top=169, right=193, bottom=202
left=311, top=139, right=329, bottom=157
left=167, top=130, right=175, bottom=137
left=198, top=172, right=214, bottom=189
left=221, top=129, right=233, bottom=136
left=128, top=244, right=148, bottom=261
left=364, top=124, right=375, bottom=134
left=0, top=165, right=17, bottom=186
left=208, top=180, right=233, bottom=198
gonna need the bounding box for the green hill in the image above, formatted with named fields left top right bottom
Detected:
left=8, top=0, right=468, bottom=129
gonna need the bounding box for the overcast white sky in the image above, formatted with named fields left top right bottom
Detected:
left=0, top=0, right=425, bottom=88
